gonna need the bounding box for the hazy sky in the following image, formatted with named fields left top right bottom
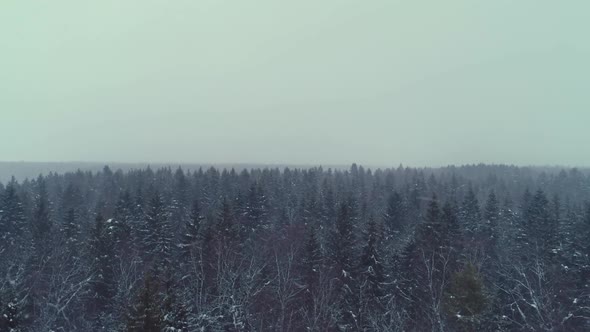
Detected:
left=1, top=1, right=589, bottom=167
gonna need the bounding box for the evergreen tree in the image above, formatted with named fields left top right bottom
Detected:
left=482, top=190, right=500, bottom=257
left=328, top=200, right=357, bottom=330
left=126, top=273, right=162, bottom=332
left=59, top=183, right=82, bottom=224
left=441, top=200, right=463, bottom=265
left=358, top=217, right=386, bottom=319
left=444, top=264, right=487, bottom=331
left=300, top=225, right=322, bottom=309
left=382, top=191, right=405, bottom=239
left=241, top=182, right=269, bottom=236
left=112, top=190, right=135, bottom=256
left=0, top=178, right=26, bottom=251
left=143, top=193, right=173, bottom=266
left=216, top=198, right=239, bottom=247
left=31, top=176, right=52, bottom=255
left=62, top=208, right=81, bottom=260
left=161, top=272, right=189, bottom=332
left=89, top=213, right=115, bottom=314
left=401, top=194, right=457, bottom=331
left=460, top=186, right=481, bottom=243
left=526, top=190, right=557, bottom=260
left=180, top=199, right=204, bottom=259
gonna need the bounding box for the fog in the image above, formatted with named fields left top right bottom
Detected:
left=2, top=1, right=589, bottom=166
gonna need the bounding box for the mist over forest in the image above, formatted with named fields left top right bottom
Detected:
left=3, top=1, right=589, bottom=331
left=1, top=163, right=590, bottom=331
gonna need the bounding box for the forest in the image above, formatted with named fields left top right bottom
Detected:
left=0, top=164, right=589, bottom=331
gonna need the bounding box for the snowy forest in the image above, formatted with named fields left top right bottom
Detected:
left=1, top=164, right=589, bottom=332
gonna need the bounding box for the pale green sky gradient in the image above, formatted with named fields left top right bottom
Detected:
left=1, top=1, right=589, bottom=166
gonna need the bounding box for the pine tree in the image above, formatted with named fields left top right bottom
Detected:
left=143, top=192, right=173, bottom=266
left=328, top=200, right=358, bottom=330
left=161, top=272, right=189, bottom=332
left=400, top=194, right=457, bottom=331
left=444, top=263, right=487, bottom=331
left=216, top=198, right=239, bottom=247
left=31, top=176, right=52, bottom=255
left=242, top=182, right=269, bottom=236
left=358, top=217, right=386, bottom=318
left=383, top=191, right=405, bottom=239
left=0, top=178, right=26, bottom=251
left=112, top=190, right=135, bottom=256
left=89, top=213, right=115, bottom=313
left=60, top=183, right=82, bottom=224
left=460, top=186, right=481, bottom=243
left=300, top=225, right=322, bottom=309
left=526, top=190, right=557, bottom=260
left=482, top=190, right=500, bottom=257
left=62, top=208, right=81, bottom=260
left=441, top=200, right=462, bottom=265
left=126, top=273, right=162, bottom=332
left=180, top=199, right=204, bottom=259
left=199, top=223, right=218, bottom=297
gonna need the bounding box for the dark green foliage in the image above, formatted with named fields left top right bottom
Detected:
left=328, top=200, right=358, bottom=330
left=180, top=199, right=204, bottom=259
left=62, top=208, right=81, bottom=259
left=143, top=193, right=173, bottom=265
left=241, top=182, right=269, bottom=236
left=525, top=189, right=558, bottom=260
left=31, top=177, right=52, bottom=253
left=0, top=164, right=587, bottom=331
left=112, top=190, right=135, bottom=248
left=216, top=198, right=239, bottom=246
left=89, top=213, right=115, bottom=312
left=460, top=186, right=481, bottom=241
left=301, top=225, right=322, bottom=300
left=358, top=218, right=386, bottom=315
left=126, top=274, right=162, bottom=332
left=162, top=273, right=190, bottom=332
left=0, top=179, right=26, bottom=251
left=444, top=264, right=487, bottom=331
left=482, top=190, right=499, bottom=256
left=383, top=191, right=405, bottom=238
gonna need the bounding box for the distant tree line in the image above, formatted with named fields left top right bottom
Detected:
left=0, top=164, right=589, bottom=331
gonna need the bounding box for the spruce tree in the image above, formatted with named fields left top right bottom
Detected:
left=328, top=200, right=358, bottom=330
left=460, top=186, right=481, bottom=243
left=161, top=272, right=189, bottom=332
left=444, top=264, right=487, bottom=331
left=242, top=182, right=269, bottom=236
left=143, top=192, right=173, bottom=266
left=0, top=178, right=26, bottom=251
left=180, top=199, right=204, bottom=259
left=216, top=198, right=239, bottom=247
left=62, top=208, right=81, bottom=260
left=112, top=190, right=135, bottom=255
left=31, top=176, right=53, bottom=257
left=300, top=225, right=322, bottom=309
left=383, top=191, right=405, bottom=239
left=401, top=194, right=455, bottom=331
left=482, top=190, right=500, bottom=258
left=526, top=190, right=557, bottom=260
left=126, top=273, right=162, bottom=332
left=89, top=213, right=115, bottom=313
left=358, top=217, right=386, bottom=318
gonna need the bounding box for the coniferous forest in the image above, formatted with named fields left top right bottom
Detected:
left=1, top=164, right=590, bottom=332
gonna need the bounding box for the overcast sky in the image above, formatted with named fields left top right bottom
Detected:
left=1, top=1, right=588, bottom=167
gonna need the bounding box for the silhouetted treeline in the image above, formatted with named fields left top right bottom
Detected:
left=1, top=164, right=589, bottom=331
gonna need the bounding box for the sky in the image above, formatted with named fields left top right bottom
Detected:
left=1, top=1, right=589, bottom=167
